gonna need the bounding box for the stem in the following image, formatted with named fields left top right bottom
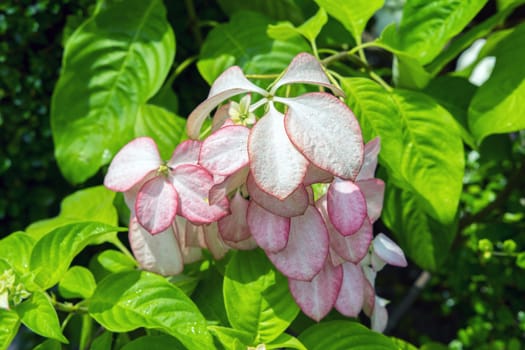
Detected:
left=184, top=0, right=202, bottom=46
left=54, top=300, right=88, bottom=314
left=321, top=42, right=380, bottom=67
left=111, top=236, right=137, bottom=263
left=385, top=270, right=432, bottom=333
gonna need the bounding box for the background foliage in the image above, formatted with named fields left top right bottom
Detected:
left=1, top=0, right=524, bottom=349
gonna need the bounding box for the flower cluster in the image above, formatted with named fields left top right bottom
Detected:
left=104, top=53, right=406, bottom=331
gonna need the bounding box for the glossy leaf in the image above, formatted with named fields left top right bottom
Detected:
left=198, top=11, right=309, bottom=84
left=89, top=270, right=213, bottom=349
left=217, top=0, right=305, bottom=24
left=268, top=8, right=328, bottom=43
left=343, top=78, right=464, bottom=224
left=299, top=320, right=395, bottom=349
left=468, top=23, right=525, bottom=144
left=58, top=266, right=97, bottom=299
left=266, top=333, right=308, bottom=350
left=51, top=0, right=175, bottom=183
left=314, top=0, right=384, bottom=43
left=15, top=291, right=68, bottom=343
left=120, top=335, right=185, bottom=350
left=224, top=249, right=299, bottom=343
left=381, top=0, right=488, bottom=64
left=135, top=104, right=187, bottom=160
left=30, top=222, right=126, bottom=289
left=382, top=183, right=457, bottom=271
left=208, top=326, right=254, bottom=349
left=0, top=232, right=35, bottom=274
left=0, top=309, right=20, bottom=350
left=26, top=186, right=117, bottom=240
left=33, top=339, right=62, bottom=350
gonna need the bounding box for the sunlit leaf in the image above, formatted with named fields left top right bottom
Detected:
left=298, top=320, right=395, bottom=349
left=381, top=0, right=488, bottom=64
left=224, top=249, right=299, bottom=343
left=15, top=291, right=68, bottom=343
left=314, top=0, right=384, bottom=43
left=120, top=335, right=185, bottom=350
left=59, top=266, right=97, bottom=299
left=30, top=222, right=126, bottom=289
left=0, top=309, right=20, bottom=350
left=343, top=78, right=464, bottom=224
left=51, top=0, right=175, bottom=183
left=89, top=271, right=213, bottom=349
left=0, top=232, right=35, bottom=274
left=198, top=11, right=309, bottom=84
left=468, top=23, right=525, bottom=144
left=26, top=186, right=117, bottom=240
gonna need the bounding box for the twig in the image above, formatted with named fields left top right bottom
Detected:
left=385, top=270, right=431, bottom=333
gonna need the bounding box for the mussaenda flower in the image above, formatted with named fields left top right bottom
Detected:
left=104, top=137, right=228, bottom=234
left=187, top=52, right=364, bottom=200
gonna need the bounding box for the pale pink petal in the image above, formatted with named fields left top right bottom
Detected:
left=123, top=171, right=157, bottom=214
left=362, top=277, right=376, bottom=317
left=358, top=179, right=385, bottom=223
left=371, top=297, right=389, bottom=333
left=303, top=163, right=333, bottom=186
left=247, top=201, right=290, bottom=253
left=246, top=173, right=308, bottom=217
left=373, top=233, right=408, bottom=267
left=357, top=137, right=380, bottom=181
left=187, top=66, right=267, bottom=139
left=327, top=179, right=367, bottom=236
left=329, top=248, right=346, bottom=266
left=183, top=220, right=206, bottom=248
left=129, top=218, right=183, bottom=276
left=330, top=219, right=373, bottom=264
left=271, top=52, right=344, bottom=97
left=168, top=140, right=201, bottom=168
left=280, top=93, right=363, bottom=180
left=289, top=260, right=343, bottom=321
left=135, top=177, right=178, bottom=235
left=173, top=216, right=203, bottom=264
left=317, top=195, right=373, bottom=263
left=171, top=164, right=229, bottom=224
left=218, top=192, right=251, bottom=242
left=223, top=236, right=258, bottom=250
left=104, top=137, right=161, bottom=191
left=212, top=104, right=232, bottom=132
left=334, top=262, right=365, bottom=317
left=203, top=223, right=230, bottom=259
left=209, top=167, right=249, bottom=205
left=267, top=206, right=329, bottom=281
left=200, top=125, right=250, bottom=176
left=248, top=104, right=308, bottom=199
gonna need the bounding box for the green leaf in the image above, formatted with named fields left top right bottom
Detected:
left=89, top=331, right=113, bottom=350
left=516, top=252, right=525, bottom=269
left=423, top=76, right=477, bottom=148
left=89, top=249, right=138, bottom=282
left=0, top=309, right=20, bottom=350
left=26, top=186, right=117, bottom=240
left=298, top=320, right=395, bottom=349
left=382, top=0, right=488, bottom=64
left=198, top=11, right=309, bottom=84
left=468, top=23, right=525, bottom=144
left=59, top=266, right=97, bottom=299
left=134, top=104, right=186, bottom=160
left=192, top=267, right=230, bottom=326
left=217, top=0, right=305, bottom=24
left=382, top=183, right=457, bottom=270
left=223, top=249, right=299, bottom=343
left=51, top=0, right=175, bottom=184
left=121, top=335, right=185, bottom=350
left=15, top=291, right=68, bottom=343
left=391, top=337, right=418, bottom=350
left=268, top=8, right=328, bottom=43
left=89, top=270, right=213, bottom=349
left=267, top=333, right=307, bottom=350
left=0, top=232, right=35, bottom=274
left=420, top=342, right=450, bottom=350
left=33, top=339, right=62, bottom=350
left=30, top=222, right=126, bottom=289
left=208, top=326, right=254, bottom=349
left=314, top=0, right=384, bottom=44
left=342, top=78, right=464, bottom=224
